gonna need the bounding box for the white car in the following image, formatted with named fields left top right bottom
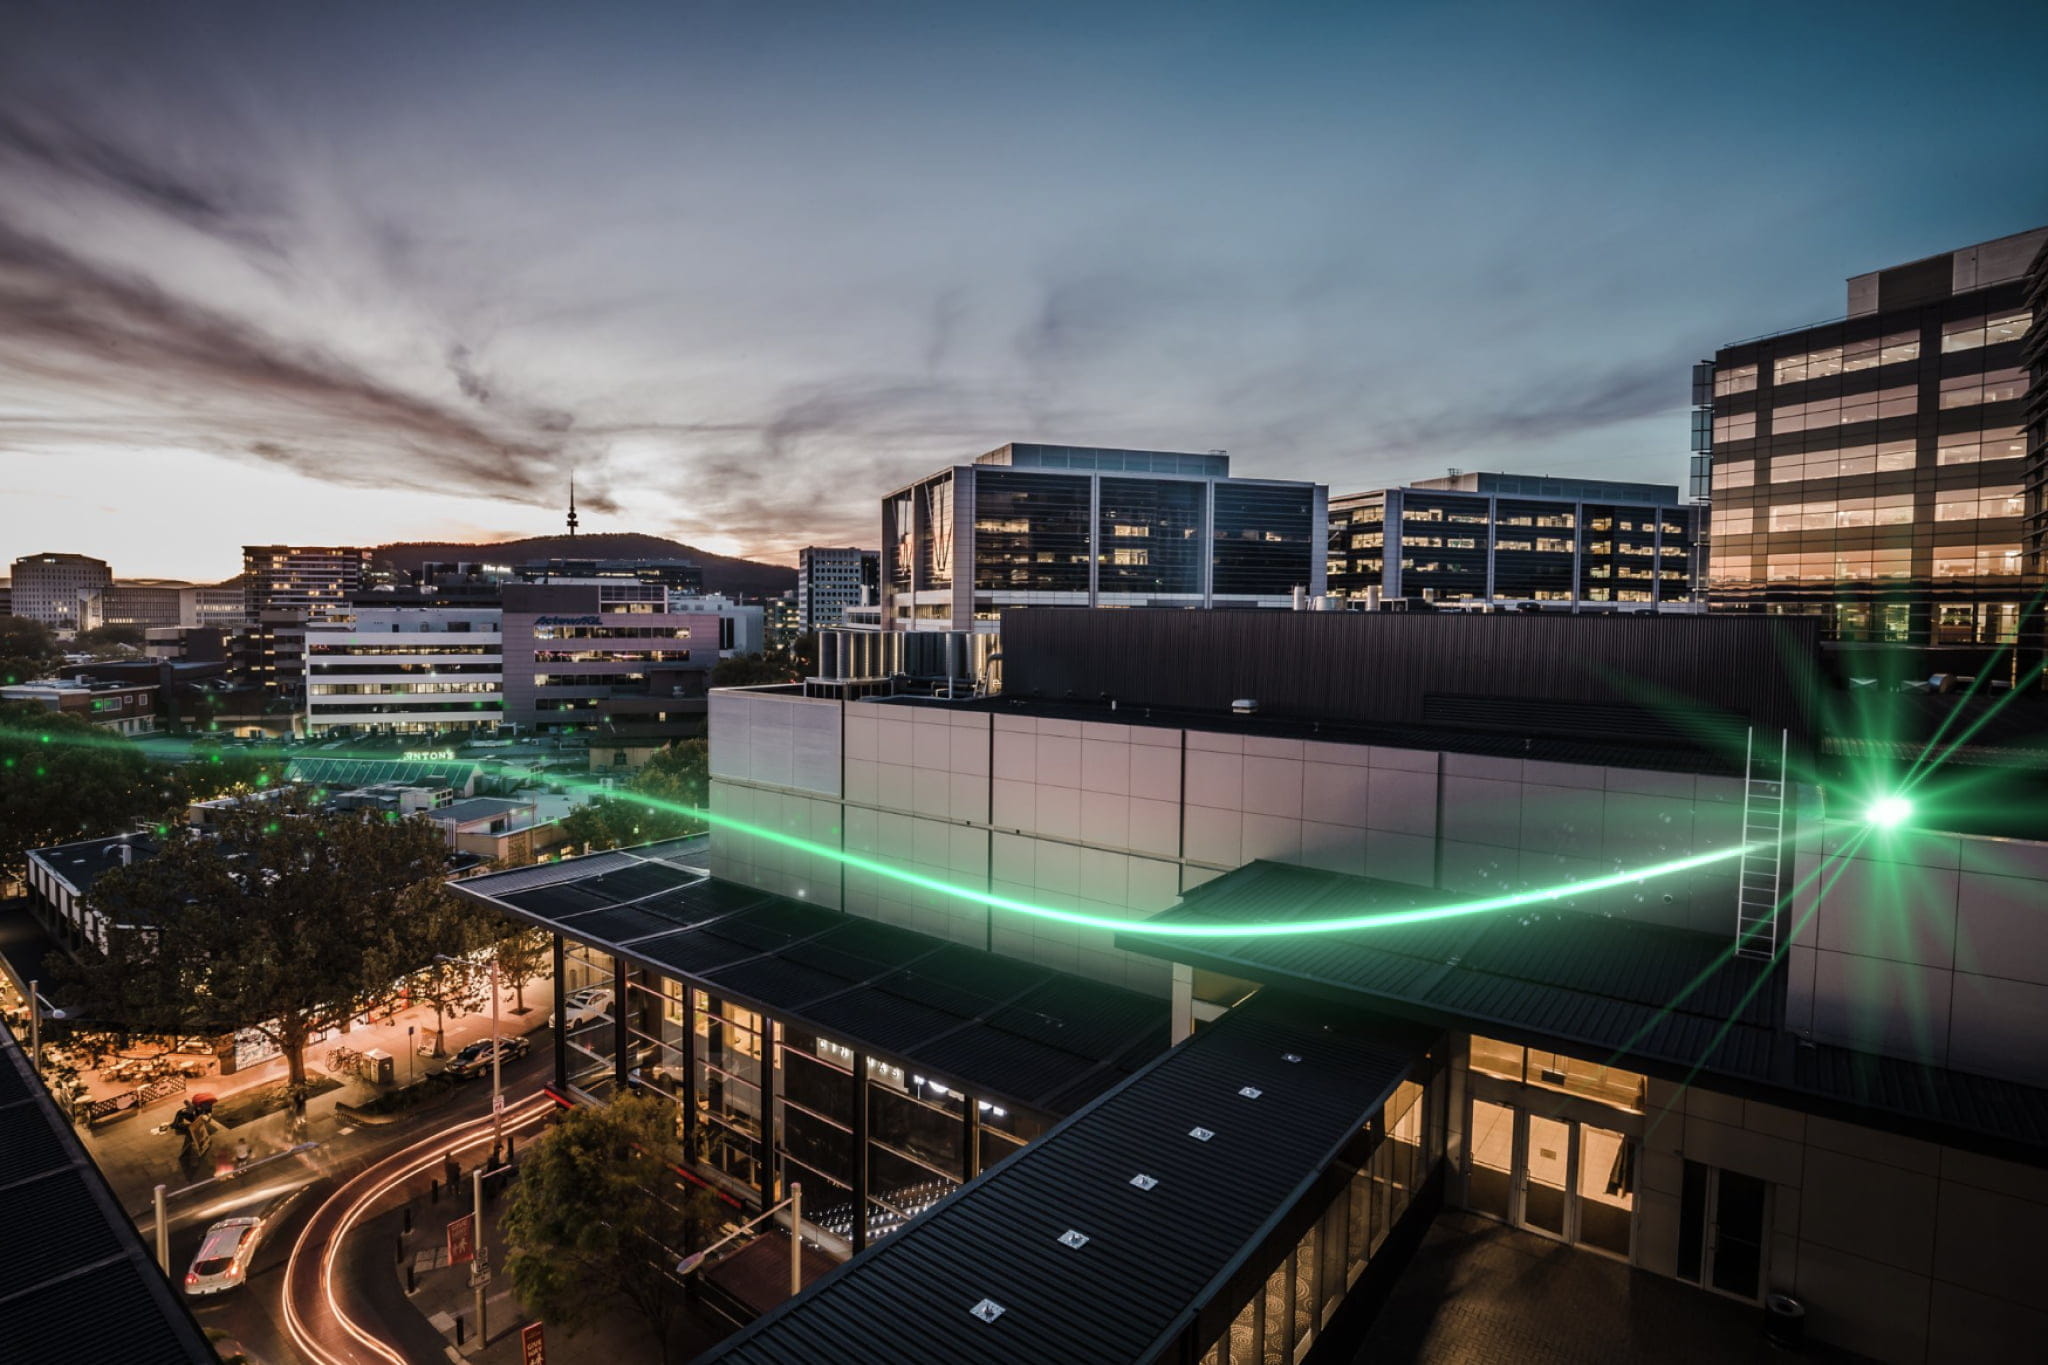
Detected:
left=185, top=1216, right=262, bottom=1297
left=564, top=986, right=614, bottom=1028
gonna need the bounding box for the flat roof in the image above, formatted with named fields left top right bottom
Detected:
left=702, top=990, right=1426, bottom=1365
left=1122, top=861, right=2048, bottom=1164
left=27, top=832, right=157, bottom=900
left=431, top=797, right=535, bottom=825
left=287, top=755, right=478, bottom=790
left=453, top=840, right=1169, bottom=1117
left=0, top=1020, right=216, bottom=1363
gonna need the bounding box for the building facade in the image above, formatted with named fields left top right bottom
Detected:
left=881, top=444, right=1327, bottom=631
left=1328, top=472, right=1702, bottom=609
left=0, top=680, right=156, bottom=735
left=241, top=545, right=371, bottom=622
left=797, top=547, right=881, bottom=630
left=499, top=583, right=709, bottom=734
left=76, top=581, right=196, bottom=632
left=1702, top=227, right=2046, bottom=663
left=302, top=605, right=503, bottom=735
left=667, top=593, right=766, bottom=656
left=8, top=553, right=112, bottom=629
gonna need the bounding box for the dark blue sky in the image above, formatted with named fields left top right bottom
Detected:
left=3, top=0, right=2044, bottom=576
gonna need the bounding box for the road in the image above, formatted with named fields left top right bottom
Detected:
left=156, top=1043, right=558, bottom=1365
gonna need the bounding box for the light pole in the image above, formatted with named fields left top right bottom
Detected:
left=487, top=956, right=503, bottom=1157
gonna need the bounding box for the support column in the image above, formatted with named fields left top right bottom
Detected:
left=757, top=1018, right=778, bottom=1210
left=550, top=935, right=568, bottom=1094
left=961, top=1092, right=981, bottom=1181
left=611, top=955, right=630, bottom=1093
left=680, top=984, right=698, bottom=1155
left=851, top=1050, right=870, bottom=1255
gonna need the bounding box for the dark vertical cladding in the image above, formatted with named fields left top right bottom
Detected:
left=999, top=608, right=1821, bottom=756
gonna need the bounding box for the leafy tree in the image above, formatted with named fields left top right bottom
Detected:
left=493, top=926, right=553, bottom=1015
left=75, top=623, right=147, bottom=654
left=710, top=652, right=795, bottom=688
left=388, top=884, right=497, bottom=1055
left=58, top=801, right=453, bottom=1126
left=503, top=1093, right=726, bottom=1364
left=0, top=617, right=61, bottom=685
left=0, top=702, right=166, bottom=884
left=558, top=740, right=708, bottom=853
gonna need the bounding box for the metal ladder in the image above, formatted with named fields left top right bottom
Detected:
left=1735, top=727, right=1789, bottom=960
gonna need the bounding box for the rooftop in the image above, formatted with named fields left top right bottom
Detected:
left=452, top=839, right=1170, bottom=1117
left=0, top=1019, right=216, bottom=1364
left=1121, top=860, right=2048, bottom=1164
left=702, top=989, right=1425, bottom=1365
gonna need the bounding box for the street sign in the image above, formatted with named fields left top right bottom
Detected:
left=494, top=1091, right=505, bottom=1114
left=520, top=1321, right=546, bottom=1365
left=447, top=1213, right=475, bottom=1265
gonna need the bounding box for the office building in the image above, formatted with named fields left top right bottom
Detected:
left=76, top=580, right=196, bottom=632
left=8, top=553, right=112, bottom=629
left=798, top=547, right=881, bottom=630
left=230, top=609, right=310, bottom=703
left=881, top=444, right=1326, bottom=631
left=668, top=593, right=766, bottom=656
left=190, top=584, right=248, bottom=630
left=499, top=583, right=710, bottom=736
left=0, top=680, right=156, bottom=735
left=241, top=545, right=371, bottom=622
left=302, top=605, right=503, bottom=735
left=763, top=592, right=802, bottom=652
left=1328, top=472, right=1702, bottom=609
left=1701, top=227, right=2046, bottom=664
left=514, top=557, right=704, bottom=594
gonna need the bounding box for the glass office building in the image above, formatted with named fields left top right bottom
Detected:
left=1701, top=226, right=2046, bottom=663
left=882, top=444, right=1326, bottom=630
left=1327, top=472, right=1700, bottom=609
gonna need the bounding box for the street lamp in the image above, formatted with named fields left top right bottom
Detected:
left=435, top=953, right=505, bottom=1155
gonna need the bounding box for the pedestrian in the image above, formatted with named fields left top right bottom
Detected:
left=444, top=1151, right=460, bottom=1189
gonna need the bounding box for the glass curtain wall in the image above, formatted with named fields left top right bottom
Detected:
left=1098, top=477, right=1205, bottom=598
left=1213, top=484, right=1318, bottom=597
left=972, top=470, right=1091, bottom=593
left=1492, top=500, right=1577, bottom=601
left=562, top=938, right=618, bottom=1101
left=1393, top=495, right=1488, bottom=602
left=693, top=990, right=766, bottom=1195
left=1199, top=1066, right=1444, bottom=1365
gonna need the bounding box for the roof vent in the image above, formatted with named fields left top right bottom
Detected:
left=1281, top=1053, right=1302, bottom=1064
left=970, top=1299, right=1006, bottom=1323
left=1231, top=698, right=1259, bottom=714
left=1238, top=1086, right=1262, bottom=1099
left=1129, top=1173, right=1158, bottom=1191
left=1189, top=1126, right=1214, bottom=1142
left=1058, top=1229, right=1090, bottom=1249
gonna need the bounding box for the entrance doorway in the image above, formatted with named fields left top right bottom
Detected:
left=1677, top=1162, right=1767, bottom=1301
left=1467, top=1099, right=1635, bottom=1259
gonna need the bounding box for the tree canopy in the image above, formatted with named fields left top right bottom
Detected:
left=58, top=800, right=457, bottom=1118
left=503, top=1093, right=725, bottom=1364
left=559, top=740, right=708, bottom=853
left=0, top=617, right=61, bottom=686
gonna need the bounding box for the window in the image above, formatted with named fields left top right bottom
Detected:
left=1770, top=384, right=1915, bottom=433
left=1712, top=460, right=1754, bottom=490
left=1941, top=309, right=2031, bottom=353
left=1772, top=331, right=1918, bottom=384
left=1098, top=478, right=1204, bottom=594
left=1712, top=363, right=1757, bottom=396
left=1938, top=367, right=2026, bottom=409
left=1467, top=1036, right=1646, bottom=1111
left=1936, top=426, right=2026, bottom=466
left=1712, top=411, right=1756, bottom=443
left=1212, top=483, right=1318, bottom=596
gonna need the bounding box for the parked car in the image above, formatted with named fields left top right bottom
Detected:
left=183, top=1187, right=304, bottom=1296
left=445, top=1035, right=531, bottom=1079
left=563, top=986, right=614, bottom=1028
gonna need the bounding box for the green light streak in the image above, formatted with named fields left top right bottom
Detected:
left=1863, top=795, right=1912, bottom=828
left=1895, top=585, right=2048, bottom=790
left=1899, top=657, right=2048, bottom=797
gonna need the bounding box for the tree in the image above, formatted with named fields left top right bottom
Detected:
left=75, top=623, right=146, bottom=655
left=387, top=884, right=497, bottom=1056
left=557, top=741, right=708, bottom=853
left=493, top=926, right=553, bottom=1015
left=503, top=1094, right=726, bottom=1365
left=710, top=652, right=795, bottom=688
left=0, top=701, right=166, bottom=884
left=58, top=801, right=453, bottom=1127
left=0, top=617, right=61, bottom=686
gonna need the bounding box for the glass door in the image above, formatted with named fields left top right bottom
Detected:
left=1467, top=1099, right=1514, bottom=1222
left=1520, top=1114, right=1570, bottom=1239
left=1575, top=1123, right=1635, bottom=1258
left=1709, top=1171, right=1767, bottom=1300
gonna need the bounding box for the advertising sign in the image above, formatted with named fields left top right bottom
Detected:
left=447, top=1213, right=475, bottom=1265
left=520, top=1321, right=546, bottom=1365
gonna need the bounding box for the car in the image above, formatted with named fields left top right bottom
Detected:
left=183, top=1187, right=303, bottom=1296
left=444, top=1035, right=531, bottom=1079
left=563, top=986, right=614, bottom=1028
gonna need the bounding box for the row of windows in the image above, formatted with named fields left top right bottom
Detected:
left=1771, top=331, right=1920, bottom=385
left=1713, top=425, right=2025, bottom=491
left=305, top=644, right=499, bottom=656
left=299, top=662, right=500, bottom=676
left=531, top=649, right=692, bottom=664
left=307, top=682, right=498, bottom=696
left=1724, top=545, right=2025, bottom=582
left=1763, top=495, right=1915, bottom=531
left=529, top=625, right=691, bottom=640
left=1771, top=384, right=1916, bottom=433
left=532, top=672, right=649, bottom=687
left=1940, top=309, right=2031, bottom=353
left=1937, top=367, right=2026, bottom=409
left=1714, top=362, right=1758, bottom=396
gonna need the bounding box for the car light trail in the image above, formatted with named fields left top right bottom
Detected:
left=281, top=1091, right=555, bottom=1365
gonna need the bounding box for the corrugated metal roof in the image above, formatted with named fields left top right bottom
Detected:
left=701, top=991, right=1427, bottom=1365
left=455, top=848, right=1169, bottom=1117
left=1124, top=861, right=2048, bottom=1163
left=0, top=1020, right=216, bottom=1364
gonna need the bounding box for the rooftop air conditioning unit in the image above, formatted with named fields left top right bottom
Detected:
left=1232, top=698, right=1258, bottom=715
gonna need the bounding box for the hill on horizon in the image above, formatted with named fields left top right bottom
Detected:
left=375, top=533, right=796, bottom=598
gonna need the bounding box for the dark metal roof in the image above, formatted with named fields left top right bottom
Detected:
left=700, top=990, right=1426, bottom=1365
left=26, top=832, right=158, bottom=898
left=1123, top=861, right=2048, bottom=1164
left=453, top=843, right=1169, bottom=1118
left=0, top=1020, right=216, bottom=1364
left=285, top=755, right=479, bottom=789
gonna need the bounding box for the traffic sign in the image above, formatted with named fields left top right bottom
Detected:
left=447, top=1213, right=475, bottom=1265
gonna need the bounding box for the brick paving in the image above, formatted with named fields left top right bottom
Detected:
left=1354, top=1211, right=1871, bottom=1364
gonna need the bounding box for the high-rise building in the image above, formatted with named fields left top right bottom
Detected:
left=1701, top=226, right=2045, bottom=665
left=302, top=604, right=503, bottom=735
left=881, top=444, right=1326, bottom=631
left=8, top=552, right=111, bottom=629
left=191, top=584, right=249, bottom=630
left=241, top=545, right=371, bottom=622
left=797, top=546, right=881, bottom=630
left=1327, top=472, right=1701, bottom=609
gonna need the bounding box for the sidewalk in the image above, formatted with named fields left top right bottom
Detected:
left=84, top=976, right=556, bottom=1215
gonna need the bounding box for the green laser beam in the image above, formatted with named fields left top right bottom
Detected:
left=1900, top=657, right=2048, bottom=797
left=1895, top=584, right=2048, bottom=789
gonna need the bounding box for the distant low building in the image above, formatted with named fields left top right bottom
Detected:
left=9, top=553, right=111, bottom=630
left=0, top=679, right=157, bottom=735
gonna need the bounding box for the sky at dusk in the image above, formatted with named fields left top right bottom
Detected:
left=2, top=0, right=2045, bottom=582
